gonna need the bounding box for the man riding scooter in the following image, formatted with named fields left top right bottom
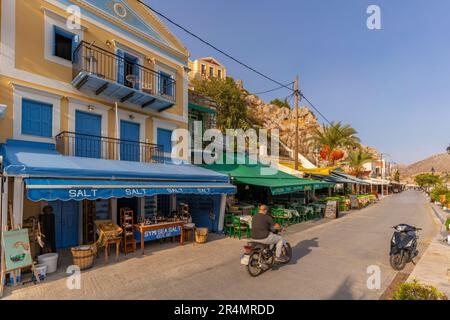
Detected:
left=251, top=204, right=287, bottom=263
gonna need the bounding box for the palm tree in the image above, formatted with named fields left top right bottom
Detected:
left=347, top=148, right=374, bottom=177
left=311, top=122, right=361, bottom=165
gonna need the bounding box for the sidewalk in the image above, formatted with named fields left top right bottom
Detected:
left=407, top=203, right=450, bottom=296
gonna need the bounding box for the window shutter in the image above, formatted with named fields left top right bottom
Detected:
left=116, top=49, right=125, bottom=84
left=72, top=34, right=80, bottom=61
left=40, top=103, right=53, bottom=137
left=21, top=99, right=53, bottom=138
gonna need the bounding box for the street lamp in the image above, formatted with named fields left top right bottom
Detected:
left=380, top=153, right=389, bottom=197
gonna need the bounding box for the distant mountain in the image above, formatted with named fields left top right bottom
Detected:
left=399, top=153, right=450, bottom=182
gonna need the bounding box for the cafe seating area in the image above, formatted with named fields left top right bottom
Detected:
left=223, top=201, right=327, bottom=239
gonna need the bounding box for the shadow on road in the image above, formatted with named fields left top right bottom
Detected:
left=327, top=277, right=356, bottom=300
left=289, top=237, right=320, bottom=265
left=271, top=237, right=319, bottom=272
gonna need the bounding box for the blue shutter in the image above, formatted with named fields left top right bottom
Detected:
left=157, top=128, right=173, bottom=154
left=134, top=61, right=140, bottom=90
left=52, top=26, right=57, bottom=56
left=117, top=49, right=125, bottom=84
left=71, top=34, right=80, bottom=61
left=22, top=99, right=53, bottom=138
left=120, top=120, right=140, bottom=161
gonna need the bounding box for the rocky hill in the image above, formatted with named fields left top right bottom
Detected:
left=243, top=93, right=380, bottom=167
left=244, top=94, right=320, bottom=162
left=399, top=153, right=450, bottom=180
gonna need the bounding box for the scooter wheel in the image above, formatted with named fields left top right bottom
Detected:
left=390, top=253, right=406, bottom=271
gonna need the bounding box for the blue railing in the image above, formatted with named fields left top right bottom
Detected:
left=55, top=131, right=164, bottom=163
left=72, top=41, right=176, bottom=102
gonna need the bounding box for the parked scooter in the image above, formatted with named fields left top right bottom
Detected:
left=240, top=228, right=292, bottom=277
left=389, top=224, right=421, bottom=270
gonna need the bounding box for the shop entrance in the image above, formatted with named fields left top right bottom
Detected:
left=49, top=200, right=80, bottom=249
left=117, top=197, right=139, bottom=224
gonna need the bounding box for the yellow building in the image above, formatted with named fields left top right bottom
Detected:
left=188, top=57, right=227, bottom=81
left=0, top=0, right=234, bottom=256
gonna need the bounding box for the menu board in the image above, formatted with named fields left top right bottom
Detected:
left=350, top=195, right=359, bottom=209
left=2, top=229, right=33, bottom=272
left=324, top=200, right=337, bottom=219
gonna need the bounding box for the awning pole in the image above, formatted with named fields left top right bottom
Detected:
left=115, top=101, right=120, bottom=160
left=0, top=176, right=8, bottom=298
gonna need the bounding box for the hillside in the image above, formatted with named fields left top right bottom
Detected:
left=243, top=93, right=380, bottom=167
left=400, top=153, right=450, bottom=181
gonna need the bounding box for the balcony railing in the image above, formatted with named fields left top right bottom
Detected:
left=72, top=41, right=176, bottom=106
left=55, top=131, right=164, bottom=164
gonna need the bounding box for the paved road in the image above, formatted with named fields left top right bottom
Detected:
left=3, top=191, right=438, bottom=300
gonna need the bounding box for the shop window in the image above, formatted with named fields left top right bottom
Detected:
left=53, top=26, right=78, bottom=61
left=21, top=98, right=53, bottom=138
left=157, top=194, right=171, bottom=217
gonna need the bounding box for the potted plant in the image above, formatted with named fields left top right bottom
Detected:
left=392, top=279, right=447, bottom=300
left=445, top=218, right=450, bottom=244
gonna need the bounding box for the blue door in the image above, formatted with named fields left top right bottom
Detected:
left=120, top=120, right=140, bottom=161
left=75, top=110, right=102, bottom=158
left=50, top=200, right=79, bottom=249
left=157, top=128, right=172, bottom=155
left=117, top=50, right=139, bottom=89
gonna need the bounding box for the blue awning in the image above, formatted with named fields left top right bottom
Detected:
left=25, top=179, right=236, bottom=202
left=1, top=140, right=229, bottom=182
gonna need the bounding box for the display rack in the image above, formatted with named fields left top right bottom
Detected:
left=120, top=208, right=136, bottom=255
left=83, top=200, right=96, bottom=244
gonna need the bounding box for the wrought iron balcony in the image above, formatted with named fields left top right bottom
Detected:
left=55, top=131, right=164, bottom=163
left=72, top=41, right=176, bottom=111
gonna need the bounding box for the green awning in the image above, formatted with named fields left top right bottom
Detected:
left=188, top=103, right=217, bottom=115
left=199, top=154, right=334, bottom=195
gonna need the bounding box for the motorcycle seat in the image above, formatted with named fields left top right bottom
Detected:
left=248, top=242, right=271, bottom=248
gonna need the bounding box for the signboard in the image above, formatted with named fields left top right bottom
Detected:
left=324, top=201, right=337, bottom=219
left=2, top=229, right=33, bottom=272
left=134, top=225, right=182, bottom=242
left=350, top=195, right=359, bottom=209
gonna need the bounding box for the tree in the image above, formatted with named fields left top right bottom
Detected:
left=447, top=143, right=450, bottom=155
left=393, top=169, right=401, bottom=183
left=269, top=98, right=290, bottom=109
left=311, top=122, right=361, bottom=166
left=415, top=173, right=442, bottom=190
left=191, top=76, right=255, bottom=131
left=347, top=148, right=374, bottom=178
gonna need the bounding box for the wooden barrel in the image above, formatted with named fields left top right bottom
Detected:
left=71, top=246, right=95, bottom=270
left=195, top=228, right=209, bottom=244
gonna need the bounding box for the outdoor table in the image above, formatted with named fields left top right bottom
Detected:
left=284, top=209, right=299, bottom=218
left=240, top=215, right=253, bottom=226
left=228, top=210, right=243, bottom=216
left=104, top=237, right=121, bottom=263
left=134, top=221, right=185, bottom=255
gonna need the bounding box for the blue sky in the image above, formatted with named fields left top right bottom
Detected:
left=147, top=0, right=450, bottom=164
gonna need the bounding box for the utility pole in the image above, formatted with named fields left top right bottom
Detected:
left=294, top=75, right=300, bottom=170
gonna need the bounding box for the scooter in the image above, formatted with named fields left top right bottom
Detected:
left=389, top=224, right=421, bottom=271
left=240, top=229, right=292, bottom=277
